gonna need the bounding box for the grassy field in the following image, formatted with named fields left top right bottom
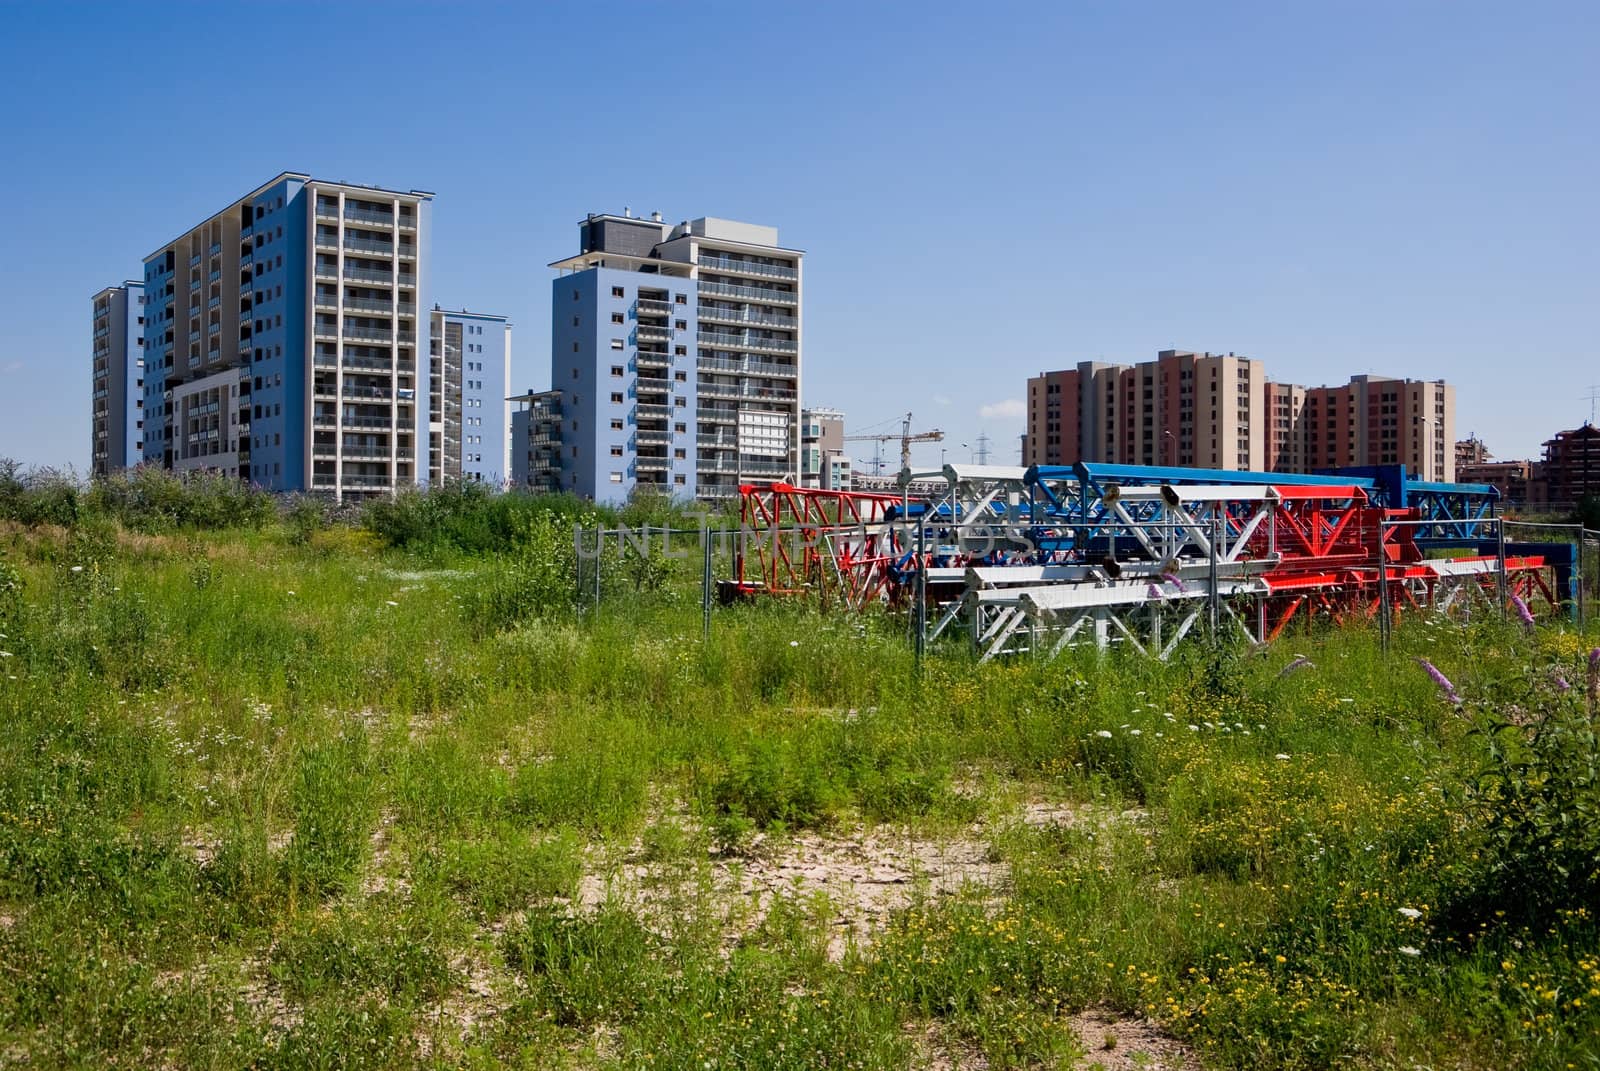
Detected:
left=1, top=498, right=1598, bottom=1069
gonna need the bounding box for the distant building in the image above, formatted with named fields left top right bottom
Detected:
left=1024, top=353, right=1454, bottom=481
left=1300, top=376, right=1455, bottom=482
left=1533, top=424, right=1600, bottom=510
left=510, top=389, right=563, bottom=492
left=90, top=282, right=146, bottom=476
left=1455, top=436, right=1490, bottom=469
left=1024, top=351, right=1265, bottom=471
left=431, top=308, right=511, bottom=486
left=137, top=172, right=436, bottom=499
left=802, top=408, right=850, bottom=490
left=546, top=211, right=803, bottom=505
left=1458, top=458, right=1532, bottom=507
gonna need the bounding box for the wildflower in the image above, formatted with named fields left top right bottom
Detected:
left=385, top=600, right=399, bottom=607
left=1096, top=730, right=1114, bottom=739
left=1146, top=584, right=1163, bottom=600
left=1275, top=753, right=1291, bottom=761
left=1277, top=656, right=1314, bottom=678
left=1510, top=594, right=1535, bottom=631
left=286, top=590, right=296, bottom=596
left=1554, top=674, right=1571, bottom=693
left=0, top=652, right=10, bottom=659
left=1398, top=946, right=1421, bottom=957
left=1161, top=572, right=1183, bottom=589
left=789, top=640, right=799, bottom=647
left=1414, top=658, right=1462, bottom=706
left=1129, top=728, right=1142, bottom=736
left=1399, top=907, right=1422, bottom=919
left=1188, top=724, right=1200, bottom=731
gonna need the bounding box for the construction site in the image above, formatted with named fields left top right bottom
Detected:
left=727, top=456, right=1587, bottom=662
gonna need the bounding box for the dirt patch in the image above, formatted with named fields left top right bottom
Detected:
left=578, top=820, right=1005, bottom=961
left=1064, top=1007, right=1198, bottom=1071
left=182, top=826, right=220, bottom=868
left=361, top=808, right=410, bottom=897
left=906, top=1020, right=990, bottom=1070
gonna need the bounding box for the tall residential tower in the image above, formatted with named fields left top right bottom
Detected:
left=546, top=212, right=802, bottom=504
left=139, top=172, right=435, bottom=499
left=90, top=282, right=146, bottom=476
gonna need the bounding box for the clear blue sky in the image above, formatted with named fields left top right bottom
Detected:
left=1, top=2, right=1594, bottom=472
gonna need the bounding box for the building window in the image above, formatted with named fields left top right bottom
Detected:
left=611, top=365, right=624, bottom=377
left=675, top=320, right=687, bottom=330
left=612, top=287, right=625, bottom=298
left=610, top=446, right=624, bottom=457
left=674, top=396, right=686, bottom=408
left=610, top=392, right=624, bottom=403
left=674, top=448, right=686, bottom=460
left=610, top=472, right=623, bottom=483
left=674, top=423, right=687, bottom=433
left=611, top=312, right=624, bottom=324
left=573, top=316, right=580, bottom=327
left=674, top=371, right=687, bottom=382
left=610, top=419, right=624, bottom=430
left=610, top=339, right=624, bottom=350
left=675, top=293, right=687, bottom=304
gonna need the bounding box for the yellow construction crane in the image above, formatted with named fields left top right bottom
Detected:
left=845, top=412, right=945, bottom=475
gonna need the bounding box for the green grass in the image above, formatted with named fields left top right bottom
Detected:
left=0, top=514, right=1596, bottom=1069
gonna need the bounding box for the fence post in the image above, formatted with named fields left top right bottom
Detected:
left=575, top=525, right=585, bottom=610
left=1208, top=517, right=1220, bottom=643
left=594, top=528, right=603, bottom=610
left=915, top=517, right=927, bottom=669
left=1495, top=516, right=1508, bottom=624
left=1377, top=518, right=1392, bottom=653
left=701, top=529, right=713, bottom=642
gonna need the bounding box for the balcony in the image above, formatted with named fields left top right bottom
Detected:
left=314, top=412, right=393, bottom=430
left=636, top=325, right=671, bottom=343
left=697, top=356, right=797, bottom=378
left=343, top=325, right=395, bottom=344
left=636, top=351, right=669, bottom=369
left=698, top=254, right=797, bottom=281
left=635, top=430, right=670, bottom=446
left=344, top=235, right=394, bottom=257
left=637, top=298, right=672, bottom=315
left=636, top=457, right=669, bottom=472
left=344, top=266, right=394, bottom=286
left=636, top=402, right=670, bottom=418
left=342, top=206, right=394, bottom=228
left=697, top=331, right=797, bottom=355
left=697, top=280, right=798, bottom=307
left=314, top=233, right=341, bottom=252
left=698, top=381, right=798, bottom=403
left=697, top=306, right=798, bottom=330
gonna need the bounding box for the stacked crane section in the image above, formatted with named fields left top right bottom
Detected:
left=731, top=460, right=1563, bottom=660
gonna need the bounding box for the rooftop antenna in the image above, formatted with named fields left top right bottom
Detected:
left=1588, top=385, right=1600, bottom=425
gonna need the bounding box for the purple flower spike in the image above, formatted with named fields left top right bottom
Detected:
left=1161, top=572, right=1184, bottom=589
left=1415, top=657, right=1463, bottom=706
left=1554, top=675, right=1571, bottom=693
left=1146, top=584, right=1164, bottom=601
left=1510, top=594, right=1535, bottom=631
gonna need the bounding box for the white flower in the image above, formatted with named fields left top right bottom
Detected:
left=1398, top=907, right=1422, bottom=919
left=1275, top=753, right=1291, bottom=760
left=1188, top=724, right=1200, bottom=731
left=1129, top=729, right=1142, bottom=736
left=70, top=565, right=83, bottom=573
left=385, top=600, right=399, bottom=607
left=286, top=591, right=296, bottom=596
left=1095, top=730, right=1114, bottom=739
left=789, top=640, right=799, bottom=647
left=1398, top=946, right=1421, bottom=957
left=1339, top=698, right=1354, bottom=704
